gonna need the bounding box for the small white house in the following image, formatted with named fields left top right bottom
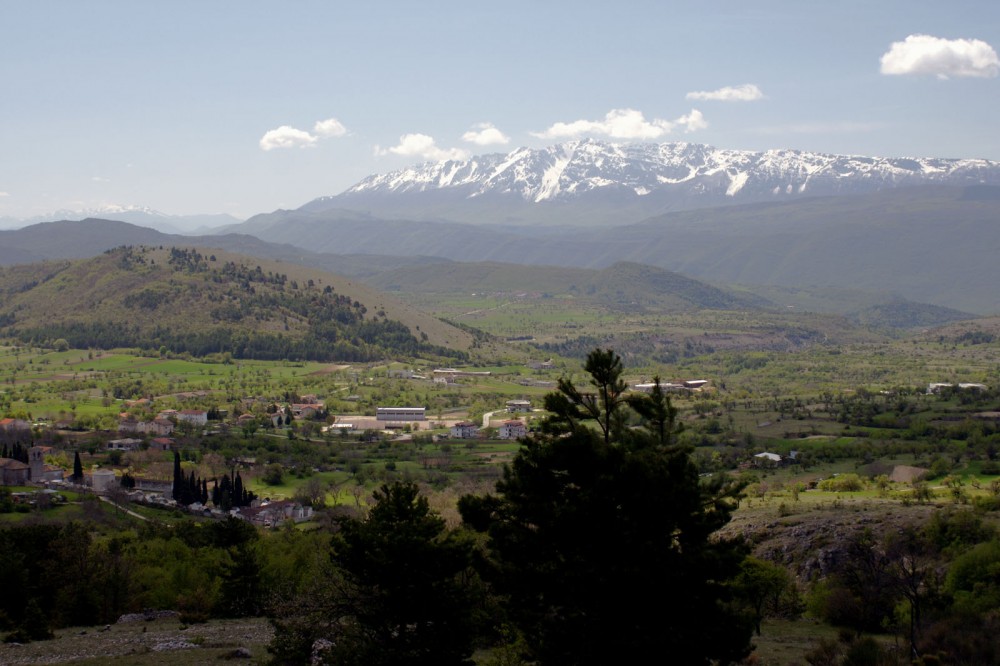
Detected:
left=753, top=452, right=782, bottom=467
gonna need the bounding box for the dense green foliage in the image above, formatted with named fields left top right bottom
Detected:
left=461, top=349, right=753, bottom=665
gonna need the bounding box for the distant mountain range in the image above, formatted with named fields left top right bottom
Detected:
left=296, top=139, right=1000, bottom=227
left=0, top=214, right=980, bottom=326
left=3, top=140, right=1000, bottom=317
left=0, top=206, right=241, bottom=234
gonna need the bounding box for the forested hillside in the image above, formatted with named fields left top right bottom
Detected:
left=0, top=246, right=472, bottom=361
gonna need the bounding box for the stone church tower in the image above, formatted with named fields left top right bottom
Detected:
left=28, top=446, right=45, bottom=481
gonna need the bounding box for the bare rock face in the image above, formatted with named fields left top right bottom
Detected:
left=116, top=610, right=180, bottom=623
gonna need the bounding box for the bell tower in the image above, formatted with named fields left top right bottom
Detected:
left=28, top=446, right=45, bottom=481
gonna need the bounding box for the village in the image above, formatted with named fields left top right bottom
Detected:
left=0, top=370, right=718, bottom=528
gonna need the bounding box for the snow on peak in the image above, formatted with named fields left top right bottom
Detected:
left=335, top=140, right=1000, bottom=206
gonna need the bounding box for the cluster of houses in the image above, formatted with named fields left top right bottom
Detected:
left=118, top=408, right=209, bottom=436
left=448, top=400, right=533, bottom=440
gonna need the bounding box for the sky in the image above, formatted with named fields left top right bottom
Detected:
left=1, top=0, right=999, bottom=219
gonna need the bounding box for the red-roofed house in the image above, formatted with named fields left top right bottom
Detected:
left=0, top=418, right=31, bottom=433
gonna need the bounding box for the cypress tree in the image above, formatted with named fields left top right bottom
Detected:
left=72, top=451, right=83, bottom=482
left=172, top=450, right=182, bottom=502
left=234, top=472, right=245, bottom=507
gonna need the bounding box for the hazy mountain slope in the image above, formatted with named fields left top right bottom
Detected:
left=236, top=186, right=1000, bottom=314
left=0, top=219, right=452, bottom=277
left=366, top=260, right=767, bottom=312
left=0, top=247, right=473, bottom=359
left=851, top=300, right=974, bottom=330
left=587, top=186, right=1000, bottom=313
left=0, top=219, right=172, bottom=261
left=365, top=259, right=970, bottom=328
left=0, top=207, right=242, bottom=234
left=228, top=210, right=511, bottom=256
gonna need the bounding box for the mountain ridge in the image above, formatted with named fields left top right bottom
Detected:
left=300, top=140, right=1000, bottom=226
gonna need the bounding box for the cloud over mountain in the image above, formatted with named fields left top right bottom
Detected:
left=462, top=123, right=510, bottom=146
left=531, top=108, right=707, bottom=140
left=376, top=134, right=470, bottom=161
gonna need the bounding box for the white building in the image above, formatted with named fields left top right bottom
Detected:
left=499, top=420, right=527, bottom=440
left=177, top=409, right=209, bottom=426
left=91, top=469, right=117, bottom=493
left=450, top=421, right=479, bottom=439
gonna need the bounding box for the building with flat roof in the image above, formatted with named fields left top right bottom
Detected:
left=376, top=407, right=426, bottom=421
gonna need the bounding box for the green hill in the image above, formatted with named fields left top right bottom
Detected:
left=0, top=246, right=473, bottom=361
left=367, top=260, right=769, bottom=312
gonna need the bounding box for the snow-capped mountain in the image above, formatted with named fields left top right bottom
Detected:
left=302, top=140, right=1000, bottom=226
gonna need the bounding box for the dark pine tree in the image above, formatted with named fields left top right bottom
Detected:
left=280, top=481, right=484, bottom=666
left=460, top=349, right=753, bottom=666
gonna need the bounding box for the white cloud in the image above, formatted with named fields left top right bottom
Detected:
left=686, top=84, right=764, bottom=102
left=880, top=34, right=1000, bottom=79
left=677, top=109, right=708, bottom=133
left=531, top=108, right=707, bottom=140
left=0, top=191, right=8, bottom=198
left=259, top=125, right=318, bottom=151
left=314, top=117, right=347, bottom=138
left=91, top=176, right=110, bottom=183
left=462, top=122, right=510, bottom=146
left=376, top=133, right=470, bottom=161
left=260, top=117, right=349, bottom=151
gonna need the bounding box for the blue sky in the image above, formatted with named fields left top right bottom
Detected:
left=1, top=1, right=998, bottom=218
